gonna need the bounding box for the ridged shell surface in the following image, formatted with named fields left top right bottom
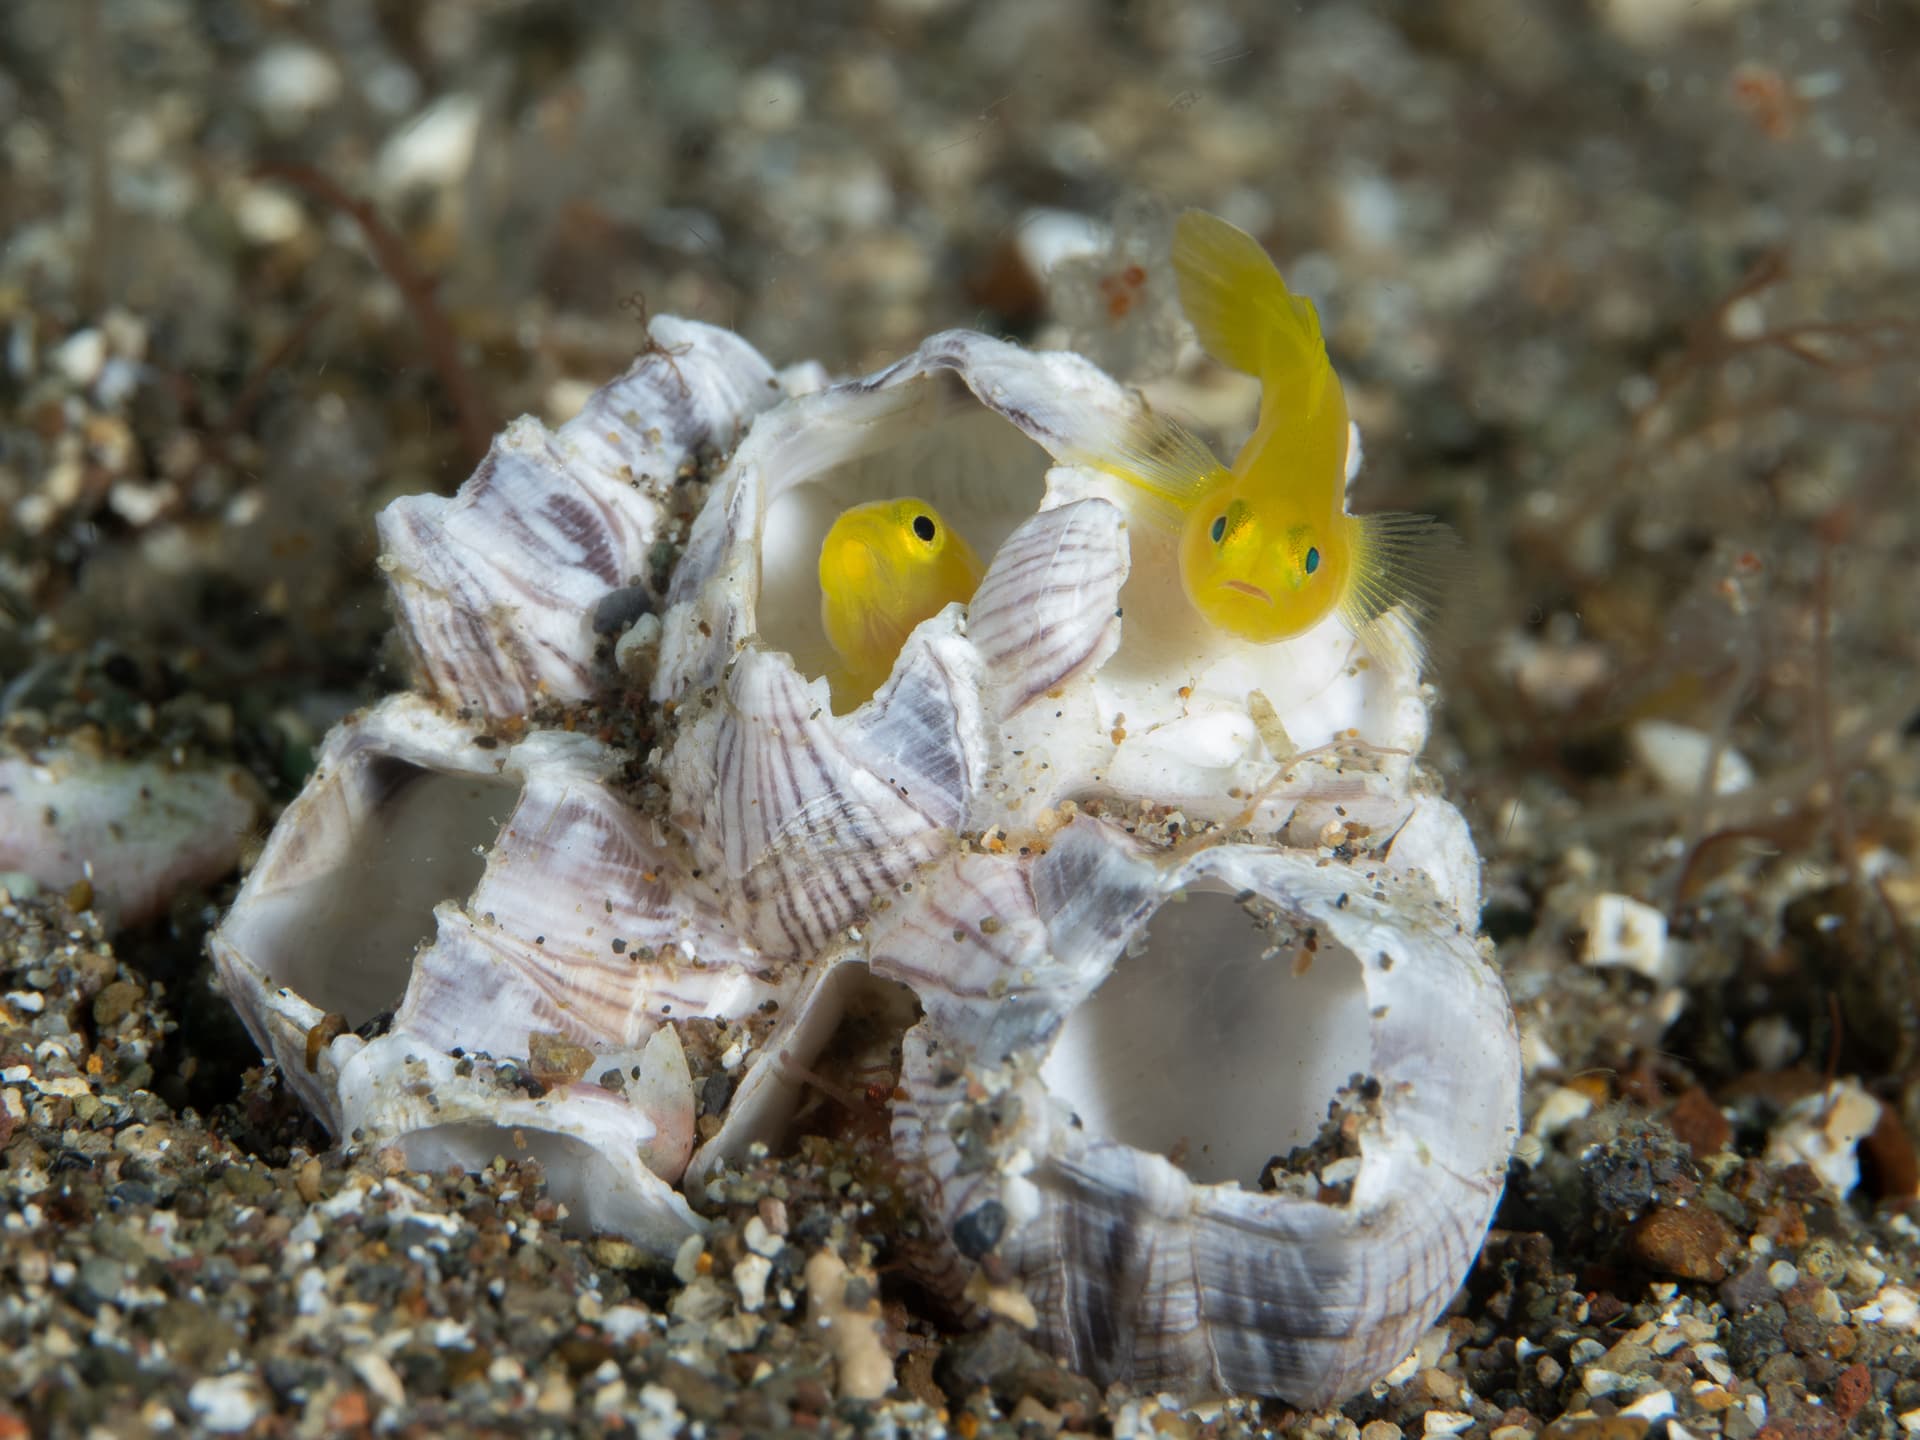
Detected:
left=210, top=311, right=1519, bottom=1406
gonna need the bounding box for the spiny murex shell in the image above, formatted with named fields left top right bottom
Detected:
left=209, top=313, right=1519, bottom=1405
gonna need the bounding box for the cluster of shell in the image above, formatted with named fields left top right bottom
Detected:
left=210, top=315, right=1520, bottom=1406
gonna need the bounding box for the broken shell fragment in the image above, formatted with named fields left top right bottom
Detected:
left=0, top=743, right=263, bottom=928
left=210, top=309, right=1519, bottom=1405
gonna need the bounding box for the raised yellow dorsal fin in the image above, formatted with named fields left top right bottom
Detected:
left=1172, top=210, right=1331, bottom=419
left=1065, top=405, right=1232, bottom=531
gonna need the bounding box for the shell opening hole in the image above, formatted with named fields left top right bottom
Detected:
left=400, top=1122, right=686, bottom=1246
left=758, top=378, right=1052, bottom=683
left=1037, top=885, right=1371, bottom=1188
left=220, top=756, right=514, bottom=1026
left=692, top=964, right=919, bottom=1170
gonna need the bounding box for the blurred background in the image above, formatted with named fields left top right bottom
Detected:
left=2, top=0, right=1917, bottom=1432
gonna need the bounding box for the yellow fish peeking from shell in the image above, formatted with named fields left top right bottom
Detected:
left=819, top=497, right=984, bottom=710
left=1082, top=209, right=1450, bottom=669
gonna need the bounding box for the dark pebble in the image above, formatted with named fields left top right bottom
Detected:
left=396, top=1345, right=448, bottom=1393
left=77, top=1343, right=139, bottom=1388
left=1664, top=1087, right=1732, bottom=1159
left=1782, top=1315, right=1824, bottom=1355
left=951, top=1200, right=1006, bottom=1260
left=936, top=1321, right=1101, bottom=1416
left=351, top=1261, right=408, bottom=1303
left=554, top=1335, right=615, bottom=1377
left=650, top=1358, right=730, bottom=1423
left=1719, top=1262, right=1777, bottom=1315
left=263, top=1355, right=319, bottom=1401
left=108, top=1179, right=158, bottom=1209
left=91, top=979, right=144, bottom=1028
left=592, top=584, right=656, bottom=635
left=700, top=1071, right=733, bottom=1117
left=1728, top=1302, right=1788, bottom=1372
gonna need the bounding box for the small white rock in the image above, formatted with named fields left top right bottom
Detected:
left=351, top=1349, right=407, bottom=1409
left=1597, top=0, right=1757, bottom=48
left=51, top=328, right=107, bottom=387
left=1582, top=1366, right=1632, bottom=1396
left=637, top=1382, right=686, bottom=1440
left=248, top=44, right=342, bottom=125
left=233, top=183, right=308, bottom=246
left=1528, top=1084, right=1594, bottom=1140
left=734, top=1253, right=773, bottom=1312
left=187, top=1374, right=267, bottom=1434
left=1742, top=1014, right=1802, bottom=1071
left=1580, top=892, right=1679, bottom=983
left=1622, top=1388, right=1676, bottom=1420
left=376, top=93, right=482, bottom=196
left=1853, top=1283, right=1920, bottom=1334
left=671, top=1232, right=705, bottom=1285
left=742, top=1215, right=785, bottom=1258
left=740, top=66, right=805, bottom=132
left=1381, top=1350, right=1421, bottom=1387
left=599, top=1304, right=655, bottom=1344
left=1014, top=208, right=1110, bottom=279
left=1765, top=1079, right=1881, bottom=1196
left=615, top=613, right=664, bottom=681
left=1422, top=1411, right=1473, bottom=1437
left=1629, top=719, right=1754, bottom=797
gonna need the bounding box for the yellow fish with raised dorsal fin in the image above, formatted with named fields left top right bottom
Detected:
left=818, top=497, right=984, bottom=711
left=1076, top=210, right=1451, bottom=670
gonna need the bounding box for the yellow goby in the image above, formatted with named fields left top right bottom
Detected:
left=1082, top=210, right=1449, bottom=668
left=818, top=497, right=984, bottom=710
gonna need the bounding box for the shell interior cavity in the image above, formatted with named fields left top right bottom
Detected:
left=210, top=313, right=1519, bottom=1404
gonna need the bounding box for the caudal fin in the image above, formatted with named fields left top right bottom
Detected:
left=1172, top=210, right=1332, bottom=417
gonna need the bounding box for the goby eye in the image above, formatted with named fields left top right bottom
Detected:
left=912, top=514, right=937, bottom=542
left=1210, top=515, right=1227, bottom=544
left=1304, top=546, right=1320, bottom=575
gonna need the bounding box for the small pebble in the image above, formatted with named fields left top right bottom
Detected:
left=733, top=1253, right=773, bottom=1312
left=1620, top=1390, right=1675, bottom=1420
left=187, top=1374, right=268, bottom=1434
left=51, top=329, right=106, bottom=387
left=1626, top=1205, right=1730, bottom=1282
left=1582, top=1367, right=1632, bottom=1396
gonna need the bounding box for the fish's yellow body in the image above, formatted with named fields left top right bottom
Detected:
left=818, top=497, right=985, bottom=710
left=1080, top=210, right=1448, bottom=666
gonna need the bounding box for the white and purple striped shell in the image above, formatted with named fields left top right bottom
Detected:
left=210, top=313, right=1518, bottom=1404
